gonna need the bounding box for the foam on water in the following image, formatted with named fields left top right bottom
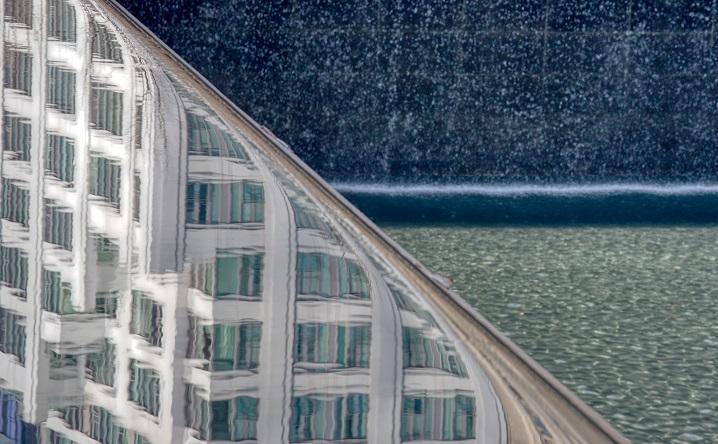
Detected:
left=336, top=182, right=718, bottom=225
left=332, top=182, right=718, bottom=197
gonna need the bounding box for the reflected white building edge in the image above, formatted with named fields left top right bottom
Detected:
left=0, top=0, right=507, bottom=442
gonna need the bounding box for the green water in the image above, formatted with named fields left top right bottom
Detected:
left=386, top=226, right=718, bottom=444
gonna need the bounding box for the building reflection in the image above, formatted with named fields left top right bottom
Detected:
left=0, top=0, right=502, bottom=442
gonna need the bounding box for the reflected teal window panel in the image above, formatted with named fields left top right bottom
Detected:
left=400, top=395, right=476, bottom=441
left=290, top=393, right=368, bottom=442
left=47, top=0, right=76, bottom=42
left=3, top=48, right=32, bottom=95
left=2, top=114, right=31, bottom=161
left=130, top=291, right=163, bottom=347
left=41, top=269, right=74, bottom=314
left=46, top=134, right=75, bottom=184
left=129, top=360, right=161, bottom=417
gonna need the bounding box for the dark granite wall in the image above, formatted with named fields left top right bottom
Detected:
left=118, top=0, right=718, bottom=182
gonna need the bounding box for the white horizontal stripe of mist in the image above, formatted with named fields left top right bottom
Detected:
left=331, top=183, right=718, bottom=196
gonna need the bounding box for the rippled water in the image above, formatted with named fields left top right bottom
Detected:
left=386, top=225, right=718, bottom=443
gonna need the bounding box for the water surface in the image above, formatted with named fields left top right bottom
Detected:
left=387, top=225, right=718, bottom=443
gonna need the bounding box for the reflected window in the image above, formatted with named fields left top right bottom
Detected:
left=96, top=235, right=119, bottom=264
left=0, top=390, right=25, bottom=441
left=89, top=405, right=128, bottom=443
left=191, top=251, right=263, bottom=299
left=1, top=179, right=29, bottom=226
left=86, top=339, right=116, bottom=387
left=41, top=269, right=74, bottom=314
left=95, top=291, right=119, bottom=317
left=0, top=307, right=25, bottom=365
left=3, top=114, right=31, bottom=161
left=132, top=173, right=141, bottom=221
left=390, top=286, right=437, bottom=326
left=47, top=0, right=76, bottom=42
left=242, top=182, right=264, bottom=222
left=46, top=134, right=75, bottom=183
left=44, top=203, right=73, bottom=251
left=3, top=0, right=32, bottom=27
left=185, top=386, right=258, bottom=441
left=3, top=47, right=32, bottom=95
left=134, top=103, right=143, bottom=150
left=48, top=348, right=78, bottom=381
left=290, top=394, right=368, bottom=442
left=188, top=318, right=261, bottom=371
left=402, top=327, right=468, bottom=377
left=47, top=430, right=76, bottom=443
left=294, top=323, right=370, bottom=370
left=58, top=405, right=82, bottom=431
left=90, top=84, right=123, bottom=136
left=186, top=181, right=264, bottom=225
left=91, top=21, right=123, bottom=63
left=0, top=245, right=28, bottom=296
left=129, top=360, right=160, bottom=417
left=59, top=405, right=140, bottom=443
left=186, top=112, right=247, bottom=159
left=400, top=395, right=475, bottom=441
left=291, top=200, right=333, bottom=235
left=297, top=253, right=369, bottom=300
left=134, top=434, right=152, bottom=444
left=130, top=291, right=162, bottom=347
left=47, top=65, right=76, bottom=114
left=89, top=155, right=121, bottom=207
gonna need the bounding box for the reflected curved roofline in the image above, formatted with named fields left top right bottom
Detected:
left=98, top=1, right=629, bottom=442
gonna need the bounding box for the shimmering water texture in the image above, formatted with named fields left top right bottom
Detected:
left=387, top=226, right=718, bottom=444
left=0, top=0, right=511, bottom=442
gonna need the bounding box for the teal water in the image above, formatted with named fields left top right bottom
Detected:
left=386, top=225, right=718, bottom=444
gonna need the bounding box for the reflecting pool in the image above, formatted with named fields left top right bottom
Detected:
left=0, top=0, right=512, bottom=442
left=387, top=225, right=718, bottom=443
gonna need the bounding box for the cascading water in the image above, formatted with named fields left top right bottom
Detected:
left=118, top=0, right=718, bottom=184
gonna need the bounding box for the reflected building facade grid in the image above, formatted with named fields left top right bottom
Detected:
left=0, top=0, right=503, bottom=442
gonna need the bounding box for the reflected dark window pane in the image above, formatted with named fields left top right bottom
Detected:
left=3, top=47, right=32, bottom=95
left=190, top=251, right=263, bottom=299
left=297, top=253, right=370, bottom=300
left=187, top=112, right=247, bottom=159
left=41, top=269, right=74, bottom=314
left=186, top=181, right=264, bottom=225
left=4, top=0, right=32, bottom=27
left=95, top=291, right=119, bottom=317
left=129, top=360, right=161, bottom=417
left=188, top=318, right=262, bottom=371
left=43, top=202, right=73, bottom=251
left=47, top=0, right=76, bottom=42
left=95, top=236, right=119, bottom=264
left=0, top=245, right=28, bottom=296
left=89, top=155, right=121, bottom=207
left=290, top=394, right=368, bottom=442
left=400, top=395, right=476, bottom=441
left=45, top=134, right=75, bottom=184
left=1, top=179, right=30, bottom=226
left=2, top=114, right=31, bottom=161
left=0, top=307, right=26, bottom=365
left=185, top=386, right=259, bottom=441
left=0, top=389, right=25, bottom=440
left=402, top=327, right=468, bottom=377
left=90, top=84, right=123, bottom=135
left=86, top=339, right=116, bottom=387
left=130, top=291, right=163, bottom=347
left=294, top=323, right=371, bottom=370
left=91, top=21, right=122, bottom=62
left=47, top=65, right=76, bottom=114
